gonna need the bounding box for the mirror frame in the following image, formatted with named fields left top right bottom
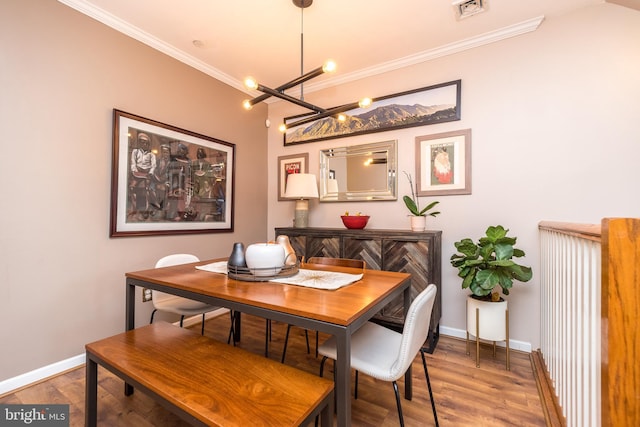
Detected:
left=319, top=140, right=397, bottom=202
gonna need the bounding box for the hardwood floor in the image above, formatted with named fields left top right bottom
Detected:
left=0, top=313, right=546, bottom=426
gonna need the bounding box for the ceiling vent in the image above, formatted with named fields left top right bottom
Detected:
left=452, top=0, right=489, bottom=20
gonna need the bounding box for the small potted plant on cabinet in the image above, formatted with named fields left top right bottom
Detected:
left=449, top=225, right=533, bottom=369
left=403, top=172, right=440, bottom=231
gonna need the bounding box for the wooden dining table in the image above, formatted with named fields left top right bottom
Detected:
left=124, top=259, right=412, bottom=427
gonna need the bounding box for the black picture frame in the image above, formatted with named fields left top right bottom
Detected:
left=283, top=79, right=461, bottom=145
left=110, top=109, right=235, bottom=237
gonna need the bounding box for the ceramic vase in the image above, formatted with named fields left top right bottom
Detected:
left=410, top=215, right=426, bottom=232
left=276, top=235, right=297, bottom=265
left=227, top=242, right=247, bottom=267
left=245, top=243, right=285, bottom=276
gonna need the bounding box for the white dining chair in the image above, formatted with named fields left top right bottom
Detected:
left=151, top=254, right=234, bottom=341
left=318, top=284, right=439, bottom=427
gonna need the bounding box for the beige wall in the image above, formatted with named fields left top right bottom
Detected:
left=0, top=0, right=268, bottom=381
left=2, top=0, right=639, bottom=385
left=268, top=3, right=640, bottom=349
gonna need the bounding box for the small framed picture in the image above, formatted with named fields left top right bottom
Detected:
left=415, top=129, right=471, bottom=196
left=277, top=153, right=309, bottom=200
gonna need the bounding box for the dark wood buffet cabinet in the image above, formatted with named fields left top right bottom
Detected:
left=274, top=227, right=442, bottom=352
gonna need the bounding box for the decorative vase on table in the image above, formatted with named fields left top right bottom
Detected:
left=245, top=243, right=286, bottom=276
left=276, top=235, right=297, bottom=265
left=410, top=215, right=426, bottom=232
left=227, top=242, right=247, bottom=267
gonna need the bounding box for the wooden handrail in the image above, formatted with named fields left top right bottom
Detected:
left=538, top=221, right=601, bottom=242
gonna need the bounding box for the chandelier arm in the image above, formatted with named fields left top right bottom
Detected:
left=284, top=101, right=361, bottom=129
left=245, top=64, right=326, bottom=106
left=256, top=84, right=326, bottom=113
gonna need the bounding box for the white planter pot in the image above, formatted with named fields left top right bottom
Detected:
left=410, top=215, right=426, bottom=231
left=466, top=296, right=508, bottom=341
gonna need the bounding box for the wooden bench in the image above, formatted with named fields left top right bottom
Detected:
left=85, top=322, right=334, bottom=426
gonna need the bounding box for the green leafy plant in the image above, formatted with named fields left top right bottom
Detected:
left=450, top=225, right=533, bottom=301
left=403, top=171, right=440, bottom=217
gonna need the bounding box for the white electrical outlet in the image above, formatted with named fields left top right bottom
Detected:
left=142, top=288, right=153, bottom=302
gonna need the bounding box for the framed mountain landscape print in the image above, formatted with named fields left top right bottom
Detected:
left=283, top=80, right=461, bottom=145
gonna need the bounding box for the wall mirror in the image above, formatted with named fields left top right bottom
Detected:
left=319, top=140, right=397, bottom=202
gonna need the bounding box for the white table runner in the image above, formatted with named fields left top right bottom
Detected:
left=195, top=262, right=362, bottom=290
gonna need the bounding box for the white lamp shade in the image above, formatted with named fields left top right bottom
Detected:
left=284, top=173, right=318, bottom=199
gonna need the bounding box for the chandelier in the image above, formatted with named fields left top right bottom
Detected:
left=242, top=0, right=371, bottom=132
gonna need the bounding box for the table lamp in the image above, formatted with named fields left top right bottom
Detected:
left=284, top=173, right=318, bottom=228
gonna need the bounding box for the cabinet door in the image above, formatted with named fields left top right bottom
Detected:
left=379, top=239, right=433, bottom=322
left=343, top=236, right=382, bottom=270
left=306, top=236, right=340, bottom=258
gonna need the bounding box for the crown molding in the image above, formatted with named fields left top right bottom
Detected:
left=58, top=1, right=543, bottom=99
left=302, top=16, right=545, bottom=94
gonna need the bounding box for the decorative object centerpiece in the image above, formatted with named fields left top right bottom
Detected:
left=340, top=212, right=369, bottom=229
left=245, top=243, right=285, bottom=276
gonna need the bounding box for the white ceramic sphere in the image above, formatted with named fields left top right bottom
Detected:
left=245, top=243, right=285, bottom=276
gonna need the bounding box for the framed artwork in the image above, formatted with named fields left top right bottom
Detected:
left=110, top=109, right=235, bottom=237
left=277, top=153, right=309, bottom=200
left=415, top=129, right=471, bottom=196
left=283, top=79, right=461, bottom=145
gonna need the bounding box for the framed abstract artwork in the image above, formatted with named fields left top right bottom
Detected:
left=110, top=109, right=235, bottom=237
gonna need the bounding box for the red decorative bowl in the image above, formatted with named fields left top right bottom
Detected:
left=341, top=215, right=370, bottom=229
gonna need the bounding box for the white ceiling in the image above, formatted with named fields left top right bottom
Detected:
left=60, top=0, right=612, bottom=99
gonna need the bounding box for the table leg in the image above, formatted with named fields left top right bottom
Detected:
left=234, top=310, right=241, bottom=342
left=124, top=281, right=135, bottom=396
left=85, top=354, right=97, bottom=427
left=335, top=330, right=351, bottom=427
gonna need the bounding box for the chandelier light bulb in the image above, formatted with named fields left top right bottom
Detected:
left=358, top=97, right=372, bottom=109
left=242, top=99, right=253, bottom=110
left=337, top=113, right=346, bottom=121
left=244, top=77, right=259, bottom=90
left=278, top=123, right=287, bottom=133
left=322, top=60, right=337, bottom=73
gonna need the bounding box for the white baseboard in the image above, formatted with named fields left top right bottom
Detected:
left=1, top=315, right=529, bottom=396
left=0, top=308, right=230, bottom=396
left=439, top=325, right=532, bottom=352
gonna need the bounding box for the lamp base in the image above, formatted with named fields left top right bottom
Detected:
left=293, top=199, right=309, bottom=228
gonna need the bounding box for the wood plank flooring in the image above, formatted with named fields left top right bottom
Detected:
left=0, top=313, right=546, bottom=426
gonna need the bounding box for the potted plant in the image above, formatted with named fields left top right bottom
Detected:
left=450, top=225, right=533, bottom=368
left=402, top=171, right=440, bottom=231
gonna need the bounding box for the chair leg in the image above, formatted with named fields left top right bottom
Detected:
left=179, top=315, right=185, bottom=327
left=304, top=330, right=310, bottom=353
left=319, top=356, right=328, bottom=378
left=392, top=381, right=405, bottom=427
left=150, top=309, right=157, bottom=324
left=420, top=349, right=439, bottom=427
left=201, top=313, right=205, bottom=335
left=281, top=324, right=292, bottom=363
left=265, top=319, right=271, bottom=357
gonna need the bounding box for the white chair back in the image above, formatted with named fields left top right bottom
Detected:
left=390, top=284, right=437, bottom=379
left=153, top=254, right=200, bottom=303
left=155, top=253, right=199, bottom=268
